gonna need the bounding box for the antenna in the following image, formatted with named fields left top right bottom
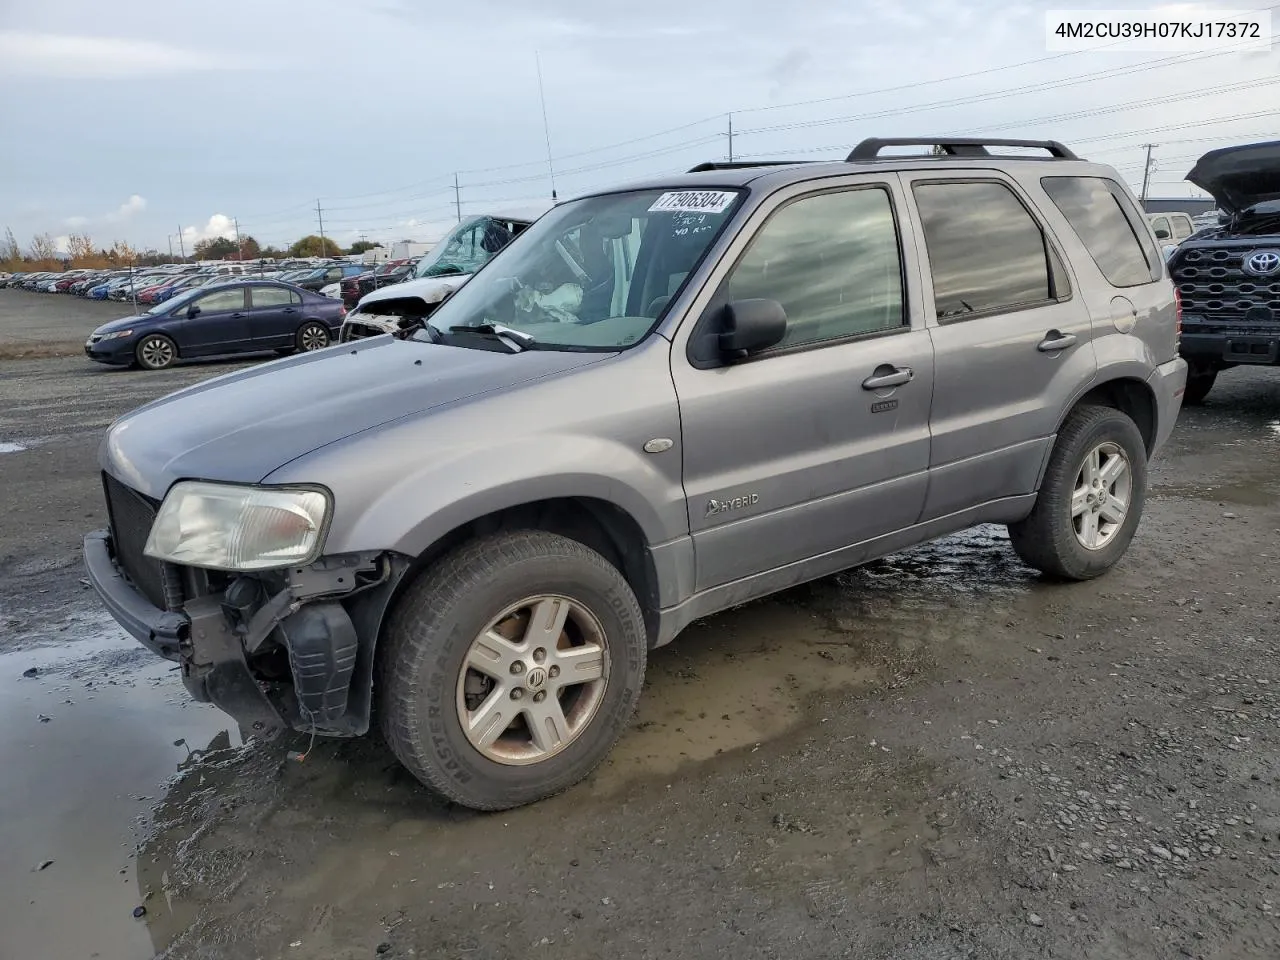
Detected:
left=535, top=50, right=557, bottom=201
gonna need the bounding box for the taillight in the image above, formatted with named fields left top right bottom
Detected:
left=339, top=306, right=347, bottom=318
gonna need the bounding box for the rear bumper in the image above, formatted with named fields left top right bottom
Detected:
left=1147, top=356, right=1188, bottom=459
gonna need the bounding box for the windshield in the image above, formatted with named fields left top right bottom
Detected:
left=413, top=188, right=743, bottom=351
left=413, top=216, right=515, bottom=279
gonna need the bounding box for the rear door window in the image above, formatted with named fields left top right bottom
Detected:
left=1041, top=176, right=1161, bottom=286
left=249, top=286, right=293, bottom=308
left=1151, top=216, right=1170, bottom=239
left=1172, top=215, right=1193, bottom=241
left=912, top=180, right=1064, bottom=319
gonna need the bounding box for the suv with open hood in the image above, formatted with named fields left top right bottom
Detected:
left=1169, top=140, right=1280, bottom=403
left=84, top=137, right=1185, bottom=811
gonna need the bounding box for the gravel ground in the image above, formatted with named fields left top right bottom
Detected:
left=1, top=289, right=1279, bottom=960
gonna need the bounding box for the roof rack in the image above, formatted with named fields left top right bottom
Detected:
left=685, top=160, right=817, bottom=172
left=847, top=138, right=1079, bottom=161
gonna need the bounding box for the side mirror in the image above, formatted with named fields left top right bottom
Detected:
left=1154, top=227, right=1171, bottom=240
left=187, top=304, right=201, bottom=318
left=718, top=299, right=787, bottom=359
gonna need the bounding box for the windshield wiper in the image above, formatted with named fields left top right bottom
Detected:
left=447, top=322, right=536, bottom=353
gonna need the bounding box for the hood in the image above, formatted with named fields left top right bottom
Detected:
left=94, top=314, right=152, bottom=334
left=100, top=337, right=606, bottom=499
left=1186, top=140, right=1280, bottom=213
left=357, top=272, right=473, bottom=310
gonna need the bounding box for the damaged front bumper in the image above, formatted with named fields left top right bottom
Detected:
left=83, top=529, right=408, bottom=736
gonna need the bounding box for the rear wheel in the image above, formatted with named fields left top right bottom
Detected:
left=135, top=334, right=177, bottom=370
left=296, top=321, right=330, bottom=352
left=1008, top=404, right=1147, bottom=580
left=378, top=531, right=647, bottom=811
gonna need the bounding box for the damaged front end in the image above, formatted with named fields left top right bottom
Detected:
left=84, top=475, right=410, bottom=736
left=339, top=297, right=432, bottom=342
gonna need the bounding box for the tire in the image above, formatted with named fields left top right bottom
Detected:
left=296, top=321, right=330, bottom=352
left=1183, top=370, right=1217, bottom=405
left=378, top=531, right=647, bottom=811
left=1007, top=404, right=1148, bottom=581
left=134, top=333, right=178, bottom=370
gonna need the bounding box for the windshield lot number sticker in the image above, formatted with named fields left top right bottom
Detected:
left=649, top=191, right=737, bottom=214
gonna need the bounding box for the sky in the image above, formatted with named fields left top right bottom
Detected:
left=0, top=0, right=1278, bottom=255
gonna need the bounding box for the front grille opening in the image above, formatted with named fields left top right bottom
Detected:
left=102, top=473, right=175, bottom=610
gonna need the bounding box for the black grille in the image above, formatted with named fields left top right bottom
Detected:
left=1172, top=244, right=1280, bottom=325
left=103, top=473, right=170, bottom=610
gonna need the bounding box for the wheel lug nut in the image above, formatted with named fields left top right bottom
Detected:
left=533, top=648, right=547, bottom=664
left=510, top=661, right=525, bottom=675
left=548, top=665, right=560, bottom=679
left=510, top=687, right=524, bottom=700
left=533, top=691, right=546, bottom=703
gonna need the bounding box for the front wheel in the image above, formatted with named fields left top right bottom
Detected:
left=1007, top=404, right=1148, bottom=580
left=378, top=531, right=647, bottom=811
left=1183, top=369, right=1217, bottom=405
left=135, top=333, right=178, bottom=370
left=296, top=321, right=330, bottom=352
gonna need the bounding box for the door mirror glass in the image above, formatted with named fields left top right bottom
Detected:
left=1154, top=226, right=1171, bottom=240
left=187, top=304, right=201, bottom=318
left=718, top=299, right=787, bottom=358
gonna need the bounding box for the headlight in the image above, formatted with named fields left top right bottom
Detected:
left=143, top=481, right=331, bottom=571
left=98, top=329, right=134, bottom=340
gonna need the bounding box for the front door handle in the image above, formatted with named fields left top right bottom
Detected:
left=861, top=365, right=913, bottom=390
left=1038, top=330, right=1077, bottom=352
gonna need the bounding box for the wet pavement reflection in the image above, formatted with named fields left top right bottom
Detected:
left=0, top=621, right=239, bottom=960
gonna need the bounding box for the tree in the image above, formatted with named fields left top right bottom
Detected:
left=2, top=226, right=20, bottom=268
left=289, top=234, right=342, bottom=258
left=348, top=240, right=379, bottom=255
left=238, top=235, right=261, bottom=260
left=28, top=232, right=58, bottom=261
left=193, top=236, right=239, bottom=260
left=67, top=233, right=97, bottom=264
left=108, top=240, right=138, bottom=264
left=260, top=245, right=286, bottom=260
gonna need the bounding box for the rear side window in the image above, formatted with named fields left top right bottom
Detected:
left=1151, top=216, right=1170, bottom=239
left=912, top=180, right=1060, bottom=319
left=1041, top=176, right=1160, bottom=286
left=1172, top=215, right=1193, bottom=240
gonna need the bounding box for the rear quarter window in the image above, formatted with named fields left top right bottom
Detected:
left=1040, top=176, right=1161, bottom=287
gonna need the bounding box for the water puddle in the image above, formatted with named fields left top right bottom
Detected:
left=0, top=628, right=239, bottom=960
left=0, top=441, right=26, bottom=454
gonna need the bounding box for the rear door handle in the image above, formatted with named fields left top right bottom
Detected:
left=1038, top=331, right=1077, bottom=352
left=861, top=366, right=913, bottom=390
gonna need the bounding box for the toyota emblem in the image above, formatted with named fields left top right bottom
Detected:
left=1244, top=250, right=1280, bottom=276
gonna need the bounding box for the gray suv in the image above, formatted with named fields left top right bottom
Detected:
left=84, top=137, right=1187, bottom=811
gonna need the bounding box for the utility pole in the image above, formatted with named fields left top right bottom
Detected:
left=167, top=235, right=174, bottom=261
left=727, top=113, right=734, bottom=162
left=1140, top=143, right=1158, bottom=204
left=454, top=173, right=462, bottom=223
left=315, top=199, right=328, bottom=257
left=177, top=226, right=186, bottom=261
left=233, top=217, right=242, bottom=261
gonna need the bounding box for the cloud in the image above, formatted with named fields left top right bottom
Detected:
left=105, top=194, right=147, bottom=222
left=53, top=235, right=70, bottom=254
left=182, top=215, right=237, bottom=245
left=0, top=31, right=250, bottom=79
left=62, top=195, right=146, bottom=230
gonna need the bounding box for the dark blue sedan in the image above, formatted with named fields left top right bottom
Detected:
left=84, top=280, right=347, bottom=370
